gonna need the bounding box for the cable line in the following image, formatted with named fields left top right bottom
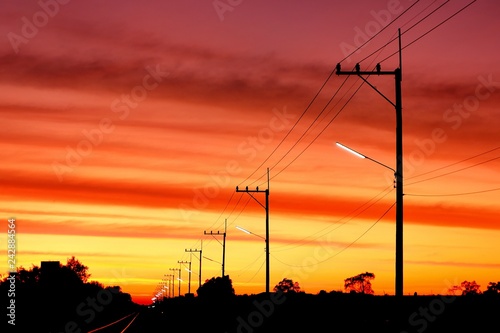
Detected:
left=406, top=156, right=500, bottom=186
left=379, top=0, right=478, bottom=64
left=406, top=146, right=500, bottom=181
left=272, top=185, right=394, bottom=252
left=405, top=187, right=500, bottom=197
left=338, top=0, right=422, bottom=64
left=358, top=0, right=451, bottom=65
left=272, top=201, right=396, bottom=268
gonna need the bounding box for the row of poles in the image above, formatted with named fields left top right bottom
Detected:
left=155, top=33, right=405, bottom=299
left=154, top=168, right=270, bottom=300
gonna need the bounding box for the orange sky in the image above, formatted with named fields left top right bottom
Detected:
left=1, top=0, right=499, bottom=305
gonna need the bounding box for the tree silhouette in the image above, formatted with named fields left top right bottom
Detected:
left=484, top=281, right=500, bottom=295
left=66, top=256, right=90, bottom=283
left=197, top=275, right=235, bottom=299
left=344, top=272, right=375, bottom=294
left=448, top=280, right=482, bottom=295
left=273, top=278, right=301, bottom=293
left=461, top=280, right=482, bottom=295
left=17, top=265, right=41, bottom=287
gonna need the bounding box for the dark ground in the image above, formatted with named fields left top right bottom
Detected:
left=4, top=290, right=499, bottom=332
left=149, top=292, right=500, bottom=333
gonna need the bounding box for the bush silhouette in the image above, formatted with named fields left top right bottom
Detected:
left=197, top=275, right=235, bottom=300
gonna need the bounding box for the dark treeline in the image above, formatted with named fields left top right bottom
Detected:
left=149, top=275, right=500, bottom=333
left=152, top=290, right=500, bottom=333
left=2, top=264, right=500, bottom=333
left=1, top=257, right=139, bottom=332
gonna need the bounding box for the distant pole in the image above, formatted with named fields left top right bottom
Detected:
left=204, top=222, right=227, bottom=277
left=185, top=244, right=202, bottom=289
left=169, top=268, right=179, bottom=297
left=178, top=261, right=190, bottom=296
left=187, top=255, right=192, bottom=294
left=223, top=219, right=227, bottom=277
left=336, top=29, right=403, bottom=297
left=164, top=274, right=173, bottom=298
left=265, top=169, right=270, bottom=294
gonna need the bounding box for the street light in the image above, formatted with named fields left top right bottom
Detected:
left=236, top=225, right=265, bottom=240
left=336, top=141, right=403, bottom=296
left=336, top=142, right=395, bottom=174
left=236, top=225, right=269, bottom=293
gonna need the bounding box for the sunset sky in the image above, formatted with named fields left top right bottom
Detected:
left=1, top=0, right=499, bottom=305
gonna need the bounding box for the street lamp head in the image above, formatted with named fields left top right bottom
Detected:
left=336, top=142, right=366, bottom=159
left=236, top=225, right=251, bottom=234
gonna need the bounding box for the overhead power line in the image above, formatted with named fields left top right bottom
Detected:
left=338, top=0, right=422, bottom=64
left=407, top=146, right=500, bottom=182
left=406, top=156, right=500, bottom=186
left=272, top=201, right=396, bottom=268
left=358, top=0, right=451, bottom=65
left=406, top=187, right=500, bottom=197
left=379, top=0, right=478, bottom=64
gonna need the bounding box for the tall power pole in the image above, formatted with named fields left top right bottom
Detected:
left=336, top=29, right=403, bottom=297
left=236, top=167, right=270, bottom=294
left=204, top=219, right=227, bottom=277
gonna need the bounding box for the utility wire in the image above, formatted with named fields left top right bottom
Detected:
left=272, top=185, right=394, bottom=252
left=237, top=68, right=338, bottom=187
left=266, top=77, right=366, bottom=184
left=358, top=0, right=451, bottom=65
left=240, top=0, right=425, bottom=186
left=248, top=75, right=350, bottom=186
left=406, top=187, right=500, bottom=197
left=406, top=146, right=500, bottom=181
left=272, top=201, right=396, bottom=268
left=379, top=0, right=478, bottom=64
left=246, top=258, right=266, bottom=283
left=338, top=0, right=422, bottom=64
left=406, top=156, right=500, bottom=186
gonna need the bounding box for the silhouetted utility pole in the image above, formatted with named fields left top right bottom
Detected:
left=164, top=274, right=174, bottom=298
left=236, top=167, right=270, bottom=294
left=179, top=259, right=192, bottom=294
left=204, top=219, right=227, bottom=277
left=169, top=268, right=180, bottom=297
left=177, top=261, right=189, bottom=295
left=185, top=244, right=202, bottom=290
left=336, top=29, right=403, bottom=297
